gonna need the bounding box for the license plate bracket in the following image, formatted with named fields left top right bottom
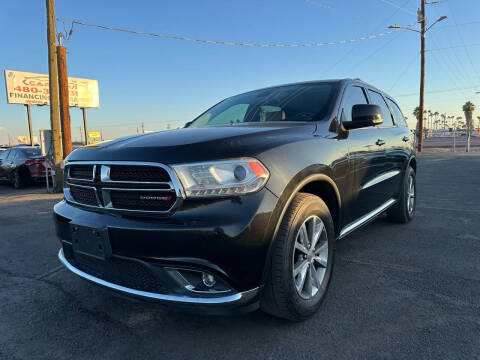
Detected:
left=71, top=225, right=112, bottom=260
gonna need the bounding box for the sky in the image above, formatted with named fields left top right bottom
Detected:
left=1, top=0, right=480, bottom=144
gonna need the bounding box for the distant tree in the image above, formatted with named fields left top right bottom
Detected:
left=440, top=114, right=446, bottom=130
left=413, top=107, right=421, bottom=121
left=433, top=112, right=439, bottom=130
left=413, top=107, right=421, bottom=133
left=463, top=101, right=475, bottom=152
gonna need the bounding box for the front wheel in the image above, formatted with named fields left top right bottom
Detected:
left=10, top=170, right=24, bottom=189
left=261, top=193, right=335, bottom=321
left=387, top=166, right=416, bottom=223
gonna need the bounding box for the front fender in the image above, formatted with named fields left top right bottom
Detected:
left=261, top=165, right=341, bottom=287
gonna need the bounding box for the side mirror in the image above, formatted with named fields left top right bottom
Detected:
left=347, top=104, right=383, bottom=130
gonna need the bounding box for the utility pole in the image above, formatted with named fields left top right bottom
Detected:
left=46, top=0, right=63, bottom=191
left=81, top=107, right=88, bottom=145
left=389, top=5, right=446, bottom=152
left=25, top=104, right=33, bottom=146
left=79, top=126, right=83, bottom=144
left=57, top=44, right=72, bottom=157
left=418, top=0, right=426, bottom=152
left=141, top=122, right=145, bottom=134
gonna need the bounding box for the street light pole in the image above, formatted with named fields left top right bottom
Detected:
left=389, top=4, right=446, bottom=152
left=419, top=0, right=426, bottom=152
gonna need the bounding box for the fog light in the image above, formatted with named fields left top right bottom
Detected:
left=202, top=272, right=216, bottom=287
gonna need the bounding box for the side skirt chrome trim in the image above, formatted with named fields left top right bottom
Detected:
left=361, top=170, right=400, bottom=190
left=58, top=249, right=258, bottom=304
left=338, top=198, right=397, bottom=239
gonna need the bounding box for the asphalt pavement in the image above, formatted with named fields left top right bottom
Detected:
left=1, top=154, right=479, bottom=359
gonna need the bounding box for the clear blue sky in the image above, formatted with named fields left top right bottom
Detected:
left=1, top=0, right=480, bottom=144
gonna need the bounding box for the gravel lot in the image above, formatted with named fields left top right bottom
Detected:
left=1, top=154, right=479, bottom=359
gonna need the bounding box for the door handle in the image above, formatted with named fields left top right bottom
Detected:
left=402, top=136, right=409, bottom=142
left=375, top=139, right=385, bottom=146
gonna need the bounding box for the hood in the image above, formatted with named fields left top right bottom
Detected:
left=67, top=123, right=315, bottom=163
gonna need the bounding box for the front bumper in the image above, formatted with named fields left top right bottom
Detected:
left=54, top=187, right=279, bottom=314
left=58, top=249, right=260, bottom=314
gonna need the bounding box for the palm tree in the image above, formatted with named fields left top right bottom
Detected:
left=413, top=107, right=421, bottom=121
left=462, top=101, right=475, bottom=152
left=455, top=116, right=464, bottom=130
left=433, top=112, right=439, bottom=131
left=441, top=114, right=447, bottom=130
left=413, top=107, right=421, bottom=135
left=448, top=116, right=455, bottom=130
left=427, top=110, right=432, bottom=132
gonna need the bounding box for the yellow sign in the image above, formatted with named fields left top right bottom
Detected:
left=4, top=69, right=99, bottom=108
left=88, top=131, right=101, bottom=138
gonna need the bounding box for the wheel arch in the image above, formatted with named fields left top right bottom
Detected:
left=261, top=166, right=342, bottom=286
left=408, top=156, right=417, bottom=172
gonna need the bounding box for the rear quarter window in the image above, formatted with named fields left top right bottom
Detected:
left=367, top=90, right=394, bottom=127
left=386, top=98, right=408, bottom=127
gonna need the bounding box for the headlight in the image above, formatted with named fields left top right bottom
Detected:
left=172, top=158, right=269, bottom=198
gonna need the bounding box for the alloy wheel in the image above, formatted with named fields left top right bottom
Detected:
left=292, top=215, right=328, bottom=300
left=407, top=173, right=415, bottom=215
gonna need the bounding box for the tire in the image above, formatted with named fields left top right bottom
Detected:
left=387, top=166, right=416, bottom=223
left=11, top=169, right=24, bottom=189
left=261, top=193, right=335, bottom=321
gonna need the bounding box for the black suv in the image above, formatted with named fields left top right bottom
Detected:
left=55, top=79, right=416, bottom=320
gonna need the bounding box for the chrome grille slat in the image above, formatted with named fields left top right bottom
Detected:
left=64, top=161, right=184, bottom=215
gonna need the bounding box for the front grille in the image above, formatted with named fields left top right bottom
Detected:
left=110, top=190, right=176, bottom=211
left=65, top=162, right=180, bottom=214
left=69, top=165, right=94, bottom=180
left=70, top=186, right=97, bottom=206
left=110, top=165, right=170, bottom=182
left=73, top=253, right=164, bottom=293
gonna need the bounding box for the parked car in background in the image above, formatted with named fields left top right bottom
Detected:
left=55, top=79, right=416, bottom=320
left=0, top=146, right=46, bottom=188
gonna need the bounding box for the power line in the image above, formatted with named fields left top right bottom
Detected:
left=445, top=1, right=480, bottom=84
left=377, top=0, right=417, bottom=16
left=303, top=0, right=368, bottom=21
left=394, top=85, right=480, bottom=97
left=342, top=31, right=401, bottom=75
left=388, top=52, right=419, bottom=92
left=430, top=32, right=474, bottom=89
left=427, top=43, right=480, bottom=51
left=320, top=0, right=414, bottom=76
left=428, top=34, right=471, bottom=90
left=430, top=20, right=480, bottom=30
left=426, top=40, right=469, bottom=98
left=57, top=18, right=398, bottom=48
left=428, top=18, right=472, bottom=87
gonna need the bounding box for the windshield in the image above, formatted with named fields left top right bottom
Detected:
left=21, top=148, right=41, bottom=158
left=189, top=83, right=337, bottom=127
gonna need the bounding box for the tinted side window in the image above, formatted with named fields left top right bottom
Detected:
left=386, top=98, right=407, bottom=127
left=0, top=150, right=8, bottom=161
left=341, top=86, right=368, bottom=128
left=5, top=149, right=14, bottom=160
left=367, top=90, right=394, bottom=127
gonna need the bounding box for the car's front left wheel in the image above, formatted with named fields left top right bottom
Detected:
left=261, top=193, right=335, bottom=321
